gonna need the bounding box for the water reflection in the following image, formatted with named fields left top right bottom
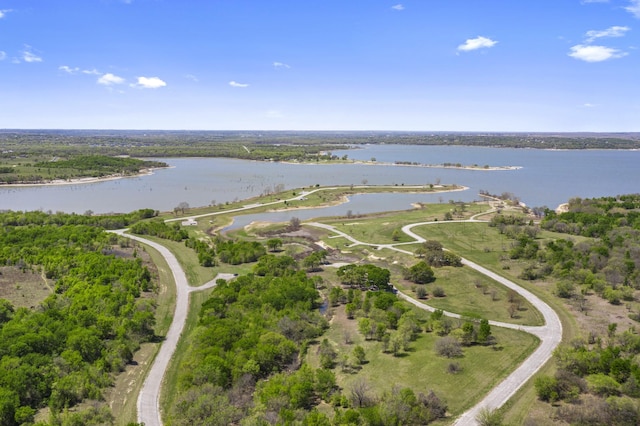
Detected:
left=223, top=191, right=475, bottom=232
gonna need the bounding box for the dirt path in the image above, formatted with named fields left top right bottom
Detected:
left=116, top=198, right=559, bottom=425
left=112, top=230, right=234, bottom=426
left=307, top=219, right=563, bottom=426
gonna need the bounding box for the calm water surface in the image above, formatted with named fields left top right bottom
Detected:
left=1, top=146, right=638, bottom=218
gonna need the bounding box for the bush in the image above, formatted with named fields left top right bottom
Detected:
left=586, top=373, right=621, bottom=396
left=416, top=286, right=427, bottom=299
left=476, top=407, right=504, bottom=426
left=447, top=362, right=462, bottom=374
left=432, top=286, right=446, bottom=297
left=555, top=281, right=575, bottom=298
left=534, top=375, right=559, bottom=402
left=404, top=261, right=436, bottom=284
left=434, top=336, right=462, bottom=358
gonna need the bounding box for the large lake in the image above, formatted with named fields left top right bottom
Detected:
left=1, top=146, right=638, bottom=219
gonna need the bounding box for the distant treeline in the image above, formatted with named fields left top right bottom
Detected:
left=1, top=130, right=640, bottom=160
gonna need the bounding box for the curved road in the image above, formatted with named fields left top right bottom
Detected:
left=307, top=219, right=562, bottom=426
left=111, top=185, right=461, bottom=425
left=117, top=197, right=561, bottom=425
left=112, top=230, right=234, bottom=426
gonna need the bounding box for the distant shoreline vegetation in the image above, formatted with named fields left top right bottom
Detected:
left=0, top=154, right=168, bottom=185
left=0, top=130, right=638, bottom=184
left=2, top=129, right=640, bottom=153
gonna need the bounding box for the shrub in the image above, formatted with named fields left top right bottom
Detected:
left=434, top=336, right=462, bottom=358
left=432, top=286, right=446, bottom=297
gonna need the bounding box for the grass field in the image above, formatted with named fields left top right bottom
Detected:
left=398, top=264, right=544, bottom=326
left=308, top=304, right=539, bottom=419
left=131, top=192, right=581, bottom=425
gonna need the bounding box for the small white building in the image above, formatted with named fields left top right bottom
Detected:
left=181, top=218, right=198, bottom=226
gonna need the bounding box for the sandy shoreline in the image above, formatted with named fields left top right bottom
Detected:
left=355, top=160, right=521, bottom=171
left=0, top=158, right=517, bottom=188
left=0, top=167, right=166, bottom=188
left=280, top=159, right=521, bottom=171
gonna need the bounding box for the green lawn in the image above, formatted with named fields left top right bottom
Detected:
left=309, top=304, right=539, bottom=417
left=141, top=196, right=572, bottom=425
left=399, top=265, right=544, bottom=326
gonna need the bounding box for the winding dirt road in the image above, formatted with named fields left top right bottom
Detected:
left=117, top=199, right=561, bottom=426
left=307, top=220, right=563, bottom=426
left=112, top=230, right=234, bottom=426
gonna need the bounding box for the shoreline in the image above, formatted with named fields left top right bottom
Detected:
left=0, top=157, right=517, bottom=188
left=356, top=160, right=521, bottom=171
left=0, top=167, right=168, bottom=188
left=263, top=184, right=470, bottom=214
left=279, top=159, right=521, bottom=171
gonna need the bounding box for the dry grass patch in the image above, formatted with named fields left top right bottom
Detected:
left=0, top=266, right=51, bottom=308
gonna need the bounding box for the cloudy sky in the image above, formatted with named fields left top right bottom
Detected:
left=1, top=0, right=639, bottom=131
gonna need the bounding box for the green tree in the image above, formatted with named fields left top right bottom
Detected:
left=267, top=238, right=283, bottom=252
left=302, top=250, right=327, bottom=272
left=404, top=261, right=435, bottom=284
left=0, top=387, right=19, bottom=426
left=358, top=318, right=372, bottom=340
left=478, top=319, right=492, bottom=345
left=0, top=300, right=14, bottom=325
left=318, top=339, right=337, bottom=369
left=352, top=345, right=366, bottom=365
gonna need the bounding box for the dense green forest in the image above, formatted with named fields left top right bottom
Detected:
left=0, top=209, right=158, bottom=229
left=478, top=194, right=640, bottom=422
left=0, top=211, right=157, bottom=425
left=486, top=197, right=640, bottom=308
left=32, top=155, right=166, bottom=174
left=169, top=267, right=449, bottom=425
left=0, top=155, right=167, bottom=184
left=535, top=328, right=640, bottom=425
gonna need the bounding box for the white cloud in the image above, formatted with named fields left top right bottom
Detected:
left=61, top=66, right=104, bottom=76
left=98, top=73, right=125, bottom=85
left=0, top=9, right=12, bottom=19
left=585, top=26, right=630, bottom=42
left=581, top=0, right=609, bottom=3
left=185, top=74, right=199, bottom=82
left=391, top=4, right=404, bottom=11
left=583, top=103, right=597, bottom=107
left=568, top=44, right=627, bottom=62
left=59, top=65, right=80, bottom=74
left=61, top=66, right=102, bottom=75
left=273, top=61, right=290, bottom=69
left=132, top=76, right=167, bottom=89
left=457, top=36, right=498, bottom=52
left=229, top=80, right=249, bottom=88
left=626, top=0, right=640, bottom=18
left=0, top=51, right=6, bottom=61
left=22, top=46, right=42, bottom=63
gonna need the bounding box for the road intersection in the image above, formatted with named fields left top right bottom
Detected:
left=118, top=203, right=562, bottom=426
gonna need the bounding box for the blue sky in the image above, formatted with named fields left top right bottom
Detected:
left=1, top=0, right=639, bottom=131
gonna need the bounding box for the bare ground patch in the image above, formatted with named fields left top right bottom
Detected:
left=0, top=266, right=51, bottom=308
